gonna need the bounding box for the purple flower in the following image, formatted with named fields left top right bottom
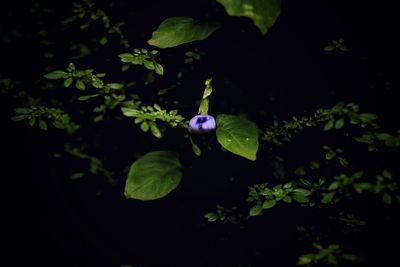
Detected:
left=188, top=115, right=216, bottom=134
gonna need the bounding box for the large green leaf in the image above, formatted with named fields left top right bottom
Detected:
left=217, top=0, right=281, bottom=35
left=124, top=151, right=182, bottom=200
left=216, top=114, right=259, bottom=160
left=148, top=17, right=220, bottom=48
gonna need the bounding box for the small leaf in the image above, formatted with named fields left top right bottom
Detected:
left=99, top=36, right=108, bottom=45
left=328, top=181, right=339, bottom=191
left=29, top=117, right=36, bottom=126
left=382, top=193, right=392, bottom=204
left=321, top=192, right=335, bottom=204
left=140, top=121, right=149, bottom=132
left=75, top=80, right=86, bottom=90
left=143, top=60, right=155, bottom=70
left=78, top=94, right=99, bottom=101
left=14, top=108, right=30, bottom=114
left=70, top=172, right=85, bottom=179
left=150, top=123, right=162, bottom=138
left=124, top=151, right=182, bottom=200
left=292, top=193, right=309, bottom=203
left=324, top=119, right=334, bottom=131
left=325, top=151, right=336, bottom=160
left=359, top=113, right=378, bottom=122
left=118, top=53, right=135, bottom=63
left=44, top=70, right=68, bottom=79
left=154, top=63, right=164, bottom=75
left=292, top=188, right=312, bottom=196
left=108, top=83, right=124, bottom=89
left=121, top=107, right=140, bottom=117
left=148, top=17, right=220, bottom=48
left=189, top=137, right=201, bottom=156
left=216, top=114, right=259, bottom=160
left=283, top=196, right=292, bottom=203
left=202, top=78, right=213, bottom=99
left=249, top=205, right=263, bottom=216
left=335, top=118, right=345, bottom=129
left=332, top=101, right=345, bottom=112
left=309, top=160, right=320, bottom=170
left=294, top=168, right=306, bottom=176
left=11, top=115, right=28, bottom=121
left=121, top=64, right=130, bottom=72
left=204, top=212, right=218, bottom=222
left=298, top=254, right=313, bottom=265
left=262, top=199, right=276, bottom=209
left=38, top=120, right=48, bottom=130
left=323, top=45, right=335, bottom=51
left=339, top=157, right=349, bottom=168
left=382, top=169, right=392, bottom=180
left=64, top=77, right=73, bottom=87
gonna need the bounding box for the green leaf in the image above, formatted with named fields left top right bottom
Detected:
left=118, top=53, right=135, bottom=63
left=216, top=114, right=259, bottom=160
left=217, top=0, right=281, bottom=35
left=189, top=137, right=201, bottom=156
left=283, top=196, right=292, bottom=203
left=359, top=113, right=378, bottom=122
left=298, top=254, right=313, bottom=265
left=198, top=98, right=209, bottom=115
left=70, top=172, right=85, bottom=179
left=202, top=78, right=213, bottom=99
left=44, top=70, right=68, bottom=79
left=150, top=123, right=162, bottom=138
left=335, top=118, right=345, bottom=129
left=292, top=193, right=309, bottom=203
left=325, top=151, right=336, bottom=160
left=323, top=45, right=335, bottom=51
left=38, top=120, right=48, bottom=130
left=309, top=160, right=320, bottom=170
left=29, top=117, right=36, bottom=126
left=64, top=77, right=73, bottom=87
left=339, top=157, right=349, bottom=168
left=292, top=188, right=312, bottom=196
left=121, top=107, right=140, bottom=117
left=321, top=192, right=335, bottom=204
left=108, top=83, right=124, bottom=89
left=328, top=181, right=339, bottom=191
left=204, top=212, right=218, bottom=222
left=99, top=36, right=108, bottom=45
left=382, top=193, right=392, bottom=204
left=294, top=168, right=306, bottom=176
left=11, top=115, right=28, bottom=121
left=124, top=151, right=182, bottom=200
left=148, top=17, right=220, bottom=48
left=78, top=94, right=99, bottom=101
left=75, top=80, right=86, bottom=90
left=249, top=205, right=263, bottom=216
left=143, top=60, right=155, bottom=70
left=382, top=169, right=392, bottom=180
left=154, top=63, right=164, bottom=75
left=262, top=199, right=276, bottom=209
left=140, top=121, right=149, bottom=132
left=14, top=108, right=30, bottom=114
left=324, top=119, right=334, bottom=131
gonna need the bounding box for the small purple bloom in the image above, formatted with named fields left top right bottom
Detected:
left=188, top=115, right=216, bottom=134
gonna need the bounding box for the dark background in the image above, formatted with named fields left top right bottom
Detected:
left=2, top=1, right=399, bottom=266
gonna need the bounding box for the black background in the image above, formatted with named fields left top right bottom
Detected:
left=2, top=1, right=399, bottom=266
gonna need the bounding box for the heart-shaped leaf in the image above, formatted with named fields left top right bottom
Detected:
left=148, top=17, right=220, bottom=48
left=217, top=0, right=281, bottom=35
left=125, top=151, right=182, bottom=200
left=216, top=114, right=259, bottom=160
